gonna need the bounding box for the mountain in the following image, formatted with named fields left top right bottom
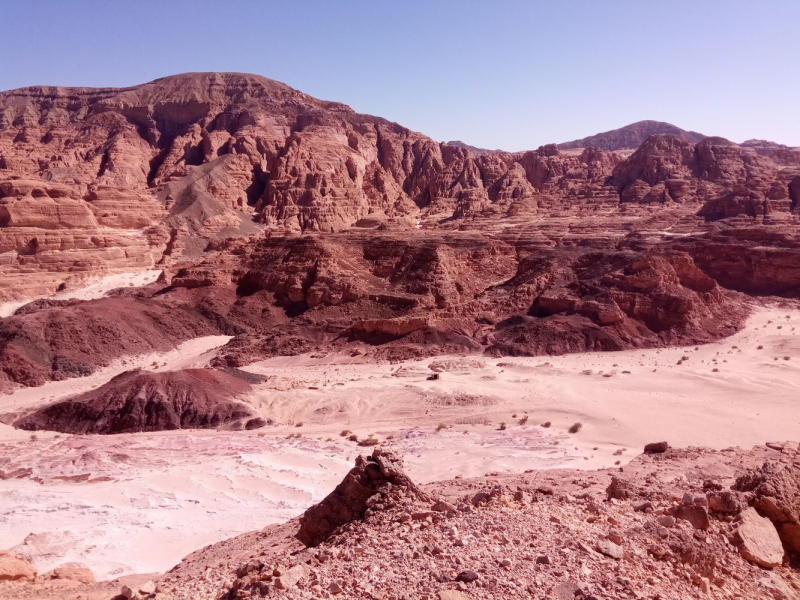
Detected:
left=445, top=140, right=506, bottom=155
left=558, top=119, right=706, bottom=150
left=1, top=72, right=800, bottom=393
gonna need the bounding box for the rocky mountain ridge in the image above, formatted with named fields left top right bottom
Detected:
left=2, top=71, right=800, bottom=392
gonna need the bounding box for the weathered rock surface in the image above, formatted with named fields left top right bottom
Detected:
left=14, top=368, right=258, bottom=434
left=0, top=552, right=36, bottom=582
left=2, top=72, right=800, bottom=315
left=155, top=445, right=800, bottom=600
left=733, top=508, right=785, bottom=568
left=736, top=461, right=800, bottom=556
left=296, top=448, right=426, bottom=546
left=2, top=71, right=800, bottom=393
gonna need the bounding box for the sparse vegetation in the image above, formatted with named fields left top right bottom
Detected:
left=348, top=434, right=358, bottom=442
left=295, top=422, right=304, bottom=427
left=436, top=423, right=447, bottom=432
left=340, top=429, right=352, bottom=437
left=29, top=434, right=38, bottom=442
left=541, top=421, right=551, bottom=428
left=358, top=437, right=379, bottom=447
left=498, top=422, right=507, bottom=431
left=568, top=422, right=583, bottom=434
left=518, top=415, right=529, bottom=425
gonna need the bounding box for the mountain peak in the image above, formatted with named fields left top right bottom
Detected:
left=558, top=120, right=705, bottom=151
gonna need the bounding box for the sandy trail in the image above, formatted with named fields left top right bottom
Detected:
left=0, top=305, right=797, bottom=579
left=0, top=270, right=162, bottom=318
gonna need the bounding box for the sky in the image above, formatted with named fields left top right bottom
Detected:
left=1, top=1, right=799, bottom=150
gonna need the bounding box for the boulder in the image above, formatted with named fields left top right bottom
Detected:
left=48, top=562, right=95, bottom=584
left=0, top=550, right=36, bottom=581
left=644, top=441, right=669, bottom=453
left=735, top=461, right=800, bottom=554
left=673, top=504, right=710, bottom=531
left=732, top=508, right=785, bottom=568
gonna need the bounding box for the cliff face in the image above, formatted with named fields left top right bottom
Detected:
left=2, top=72, right=800, bottom=389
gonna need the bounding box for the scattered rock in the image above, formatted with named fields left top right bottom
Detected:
left=673, top=503, right=710, bottom=530
left=455, top=570, right=480, bottom=583
left=644, top=441, right=669, bottom=453
left=274, top=563, right=311, bottom=589
left=595, top=539, right=624, bottom=559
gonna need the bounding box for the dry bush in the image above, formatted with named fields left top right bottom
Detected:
left=436, top=423, right=447, bottom=432
left=518, top=415, right=529, bottom=425
left=348, top=434, right=359, bottom=442
left=340, top=429, right=351, bottom=437
left=358, top=437, right=379, bottom=447
left=498, top=422, right=507, bottom=431
left=568, top=422, right=583, bottom=434
left=295, top=422, right=304, bottom=427
left=541, top=421, right=551, bottom=428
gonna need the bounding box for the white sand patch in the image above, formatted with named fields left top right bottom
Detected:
left=0, top=335, right=232, bottom=414
left=0, top=270, right=162, bottom=318
left=0, top=433, right=352, bottom=579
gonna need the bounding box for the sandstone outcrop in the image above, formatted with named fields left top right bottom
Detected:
left=2, top=71, right=800, bottom=389
left=14, top=368, right=259, bottom=434
left=296, top=448, right=426, bottom=547
left=0, top=552, right=36, bottom=582
left=3, top=72, right=798, bottom=311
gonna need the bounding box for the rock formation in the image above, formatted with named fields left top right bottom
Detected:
left=0, top=71, right=799, bottom=390
left=153, top=444, right=800, bottom=599
left=14, top=368, right=260, bottom=434
left=558, top=120, right=706, bottom=150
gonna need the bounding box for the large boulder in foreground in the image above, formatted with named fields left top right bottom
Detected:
left=732, top=508, right=785, bottom=568
left=736, top=461, right=800, bottom=557
left=0, top=550, right=36, bottom=581
left=296, top=448, right=426, bottom=547
left=14, top=368, right=260, bottom=434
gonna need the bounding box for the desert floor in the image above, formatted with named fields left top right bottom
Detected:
left=0, top=293, right=798, bottom=579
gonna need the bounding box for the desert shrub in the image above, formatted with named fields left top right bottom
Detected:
left=568, top=422, right=583, bottom=434
left=541, top=421, right=551, bottom=428
left=498, top=422, right=507, bottom=431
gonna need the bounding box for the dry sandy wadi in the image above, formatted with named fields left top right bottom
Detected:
left=0, top=73, right=799, bottom=598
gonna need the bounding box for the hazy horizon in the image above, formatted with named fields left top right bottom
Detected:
left=2, top=0, right=798, bottom=150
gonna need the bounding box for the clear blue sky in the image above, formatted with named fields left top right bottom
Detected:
left=1, top=1, right=798, bottom=150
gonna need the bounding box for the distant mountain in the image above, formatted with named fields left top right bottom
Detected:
left=558, top=120, right=706, bottom=151
left=446, top=140, right=506, bottom=155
